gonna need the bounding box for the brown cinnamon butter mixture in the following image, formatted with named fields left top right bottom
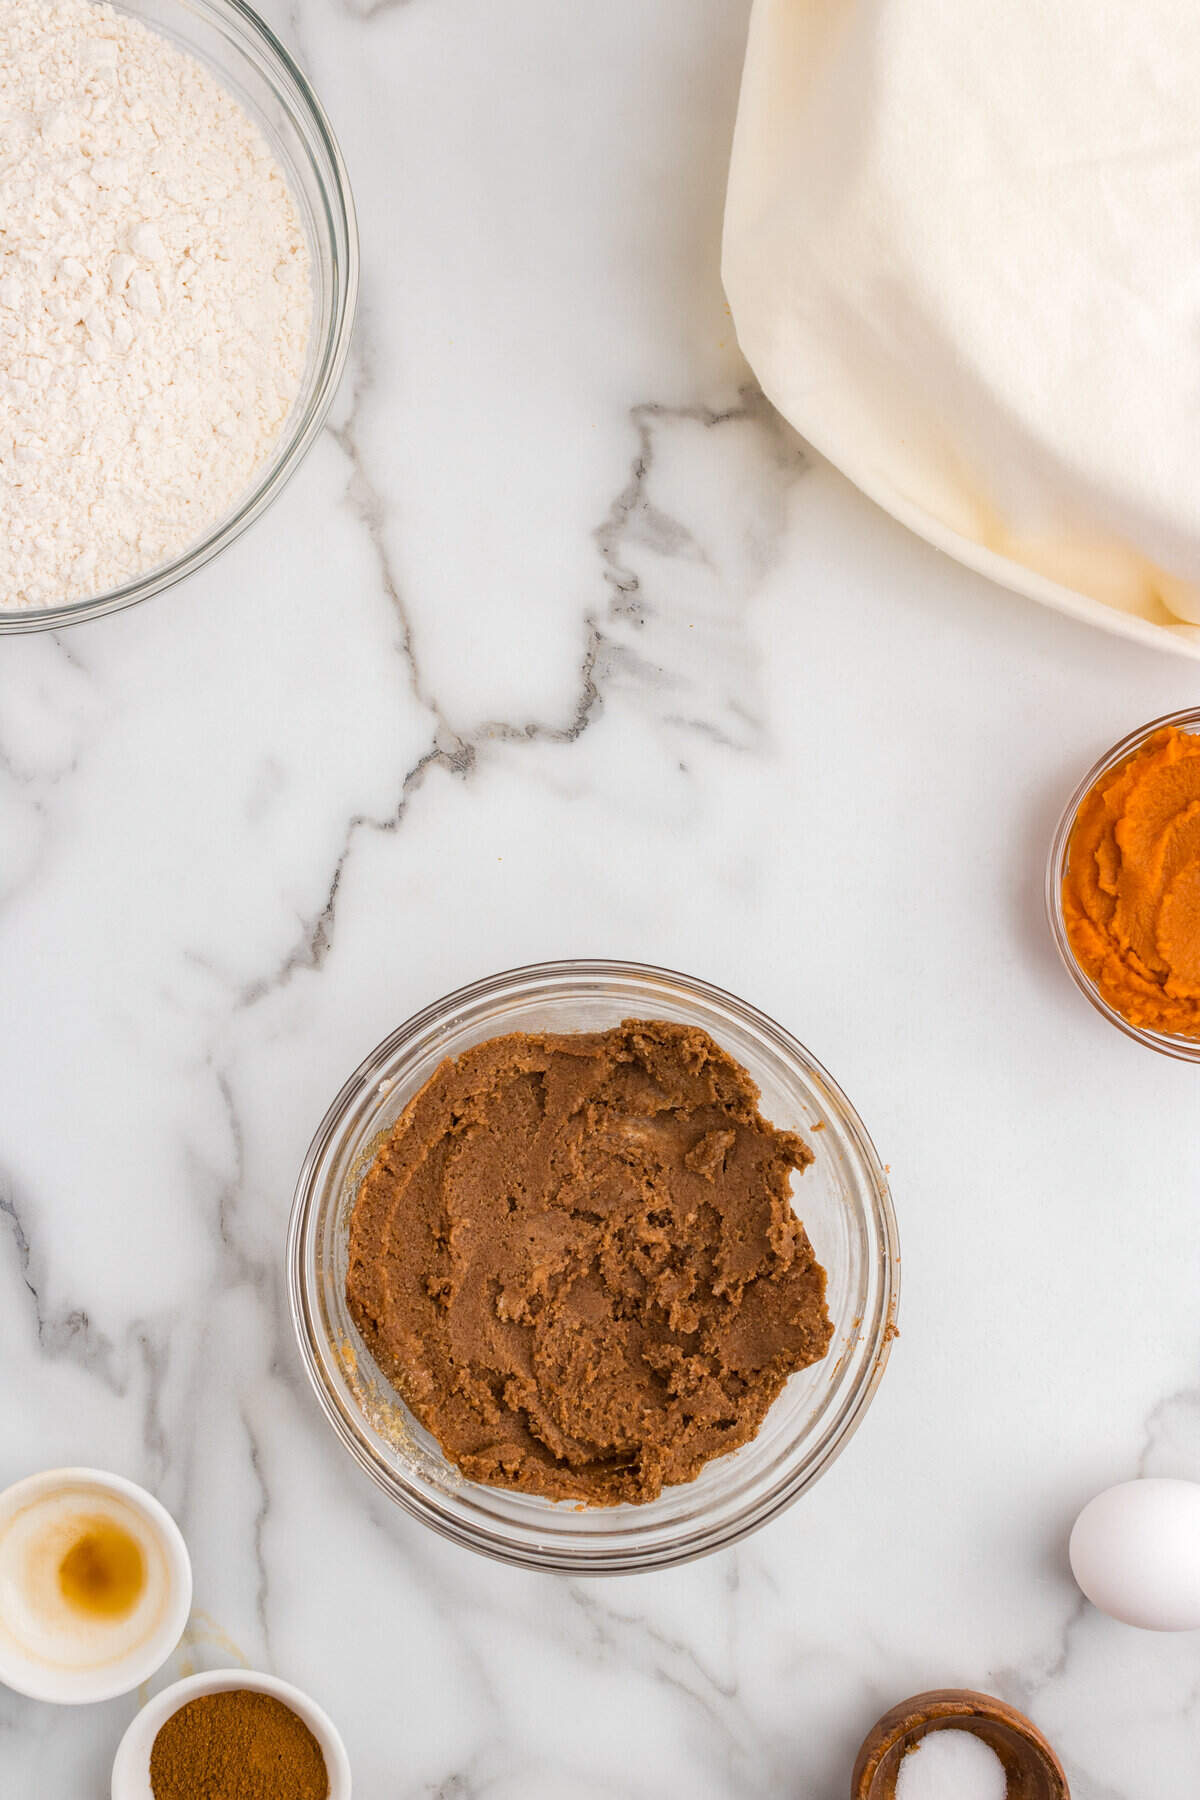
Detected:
left=346, top=1020, right=833, bottom=1504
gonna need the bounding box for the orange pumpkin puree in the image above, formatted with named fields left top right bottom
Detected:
left=1063, top=725, right=1200, bottom=1037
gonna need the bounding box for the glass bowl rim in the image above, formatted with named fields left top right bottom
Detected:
left=0, top=0, right=359, bottom=636
left=286, top=957, right=900, bottom=1574
left=1045, top=705, right=1200, bottom=1062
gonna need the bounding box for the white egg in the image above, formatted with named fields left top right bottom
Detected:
left=1069, top=1478, right=1200, bottom=1630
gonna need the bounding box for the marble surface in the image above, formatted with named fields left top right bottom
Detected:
left=2, top=2, right=1199, bottom=1794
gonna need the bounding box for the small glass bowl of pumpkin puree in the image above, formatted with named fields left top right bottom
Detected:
left=1048, top=708, right=1200, bottom=1059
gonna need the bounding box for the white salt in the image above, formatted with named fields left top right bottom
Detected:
left=895, top=1728, right=1007, bottom=1800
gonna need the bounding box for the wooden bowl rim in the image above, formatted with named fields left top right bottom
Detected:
left=851, top=1688, right=1069, bottom=1798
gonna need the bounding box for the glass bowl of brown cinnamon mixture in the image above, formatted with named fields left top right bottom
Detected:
left=287, top=960, right=898, bottom=1574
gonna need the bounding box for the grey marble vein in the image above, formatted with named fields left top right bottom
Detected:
left=0, top=1174, right=120, bottom=1393
left=235, top=385, right=799, bottom=1016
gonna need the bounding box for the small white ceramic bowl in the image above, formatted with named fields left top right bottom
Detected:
left=111, top=1668, right=352, bottom=1799
left=0, top=1469, right=191, bottom=1704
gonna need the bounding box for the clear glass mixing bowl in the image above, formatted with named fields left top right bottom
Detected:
left=0, top=0, right=358, bottom=635
left=288, top=961, right=899, bottom=1574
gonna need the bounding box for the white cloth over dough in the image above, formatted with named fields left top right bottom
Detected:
left=722, top=0, right=1200, bottom=640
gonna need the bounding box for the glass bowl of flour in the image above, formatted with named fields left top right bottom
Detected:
left=0, top=0, right=357, bottom=632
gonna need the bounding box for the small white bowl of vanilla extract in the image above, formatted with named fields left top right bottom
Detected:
left=0, top=1467, right=191, bottom=1703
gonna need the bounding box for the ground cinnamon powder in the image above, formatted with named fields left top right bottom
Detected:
left=149, top=1689, right=328, bottom=1800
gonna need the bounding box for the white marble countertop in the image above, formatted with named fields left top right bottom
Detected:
left=2, top=3, right=1199, bottom=1794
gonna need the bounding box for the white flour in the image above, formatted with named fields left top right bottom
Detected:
left=0, top=0, right=311, bottom=610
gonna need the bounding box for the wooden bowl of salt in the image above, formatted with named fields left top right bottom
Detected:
left=851, top=1688, right=1069, bottom=1799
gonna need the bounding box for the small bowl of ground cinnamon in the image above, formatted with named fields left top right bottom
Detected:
left=1048, top=707, right=1200, bottom=1059
left=110, top=1667, right=350, bottom=1800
